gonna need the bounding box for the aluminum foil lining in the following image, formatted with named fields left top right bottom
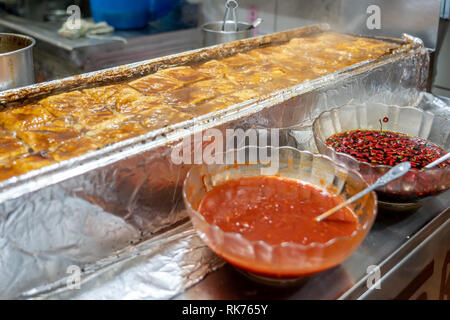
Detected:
left=0, top=31, right=431, bottom=299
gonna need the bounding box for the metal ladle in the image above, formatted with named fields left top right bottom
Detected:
left=316, top=151, right=450, bottom=222
left=222, top=0, right=239, bottom=32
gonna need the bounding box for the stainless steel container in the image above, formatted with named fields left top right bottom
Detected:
left=0, top=33, right=35, bottom=91
left=202, top=21, right=254, bottom=47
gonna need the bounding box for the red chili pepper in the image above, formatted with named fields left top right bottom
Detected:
left=326, top=129, right=449, bottom=170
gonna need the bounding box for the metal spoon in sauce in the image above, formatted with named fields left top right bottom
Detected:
left=315, top=162, right=411, bottom=222
left=424, top=152, right=450, bottom=169
left=248, top=18, right=262, bottom=30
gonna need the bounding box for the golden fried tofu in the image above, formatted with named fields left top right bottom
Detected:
left=87, top=121, right=147, bottom=147
left=0, top=129, right=29, bottom=162
left=225, top=67, right=272, bottom=86
left=156, top=66, right=209, bottom=84
left=190, top=78, right=237, bottom=95
left=139, top=106, right=191, bottom=130
left=221, top=53, right=258, bottom=70
left=77, top=106, right=124, bottom=131
left=161, top=86, right=216, bottom=110
left=0, top=104, right=55, bottom=131
left=40, top=91, right=101, bottom=119
left=116, top=95, right=166, bottom=114
left=189, top=96, right=237, bottom=116
left=0, top=32, right=400, bottom=182
left=247, top=45, right=296, bottom=61
left=83, top=84, right=144, bottom=110
left=285, top=37, right=321, bottom=51
left=128, top=74, right=183, bottom=95
left=47, top=136, right=100, bottom=161
left=230, top=89, right=259, bottom=102
left=194, top=60, right=230, bottom=76
left=0, top=153, right=55, bottom=182
left=16, top=120, right=82, bottom=152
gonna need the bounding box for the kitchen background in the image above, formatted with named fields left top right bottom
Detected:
left=0, top=0, right=448, bottom=97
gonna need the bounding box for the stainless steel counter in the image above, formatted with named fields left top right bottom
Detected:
left=176, top=190, right=450, bottom=300
left=0, top=12, right=201, bottom=80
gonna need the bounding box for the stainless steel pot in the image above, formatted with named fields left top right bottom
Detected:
left=202, top=21, right=254, bottom=47
left=0, top=33, right=35, bottom=91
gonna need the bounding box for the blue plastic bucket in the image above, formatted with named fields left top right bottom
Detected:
left=90, top=0, right=149, bottom=29
left=148, top=0, right=180, bottom=21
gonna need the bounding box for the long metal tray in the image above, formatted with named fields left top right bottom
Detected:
left=0, top=25, right=430, bottom=298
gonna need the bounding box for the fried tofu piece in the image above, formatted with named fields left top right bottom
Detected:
left=221, top=53, right=258, bottom=70
left=225, top=67, right=272, bottom=86
left=116, top=95, right=167, bottom=114
left=47, top=136, right=100, bottom=161
left=190, top=78, right=237, bottom=95
left=230, top=89, right=259, bottom=102
left=87, top=121, right=147, bottom=147
left=189, top=96, right=237, bottom=116
left=139, top=106, right=191, bottom=130
left=156, top=66, right=209, bottom=84
left=77, top=106, right=125, bottom=131
left=39, top=90, right=121, bottom=131
left=0, top=129, right=29, bottom=162
left=247, top=45, right=296, bottom=61
left=190, top=89, right=259, bottom=116
left=195, top=60, right=230, bottom=76
left=40, top=91, right=101, bottom=119
left=83, top=84, right=144, bottom=110
left=161, top=85, right=216, bottom=110
left=128, top=74, right=183, bottom=95
left=0, top=104, right=55, bottom=131
left=16, top=120, right=82, bottom=152
left=258, top=63, right=287, bottom=78
left=0, top=153, right=55, bottom=182
left=129, top=66, right=209, bottom=95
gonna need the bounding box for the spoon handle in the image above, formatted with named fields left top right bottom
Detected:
left=424, top=152, right=450, bottom=169
left=315, top=162, right=411, bottom=222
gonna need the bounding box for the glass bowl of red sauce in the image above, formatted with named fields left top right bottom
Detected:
left=183, top=146, right=377, bottom=279
left=313, top=103, right=450, bottom=204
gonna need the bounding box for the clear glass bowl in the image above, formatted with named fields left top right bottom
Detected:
left=313, top=103, right=450, bottom=203
left=183, top=146, right=377, bottom=279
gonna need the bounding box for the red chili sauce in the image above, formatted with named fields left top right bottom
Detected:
left=326, top=130, right=449, bottom=170
left=198, top=176, right=359, bottom=246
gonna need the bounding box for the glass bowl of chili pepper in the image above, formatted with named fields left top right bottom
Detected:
left=183, top=146, right=377, bottom=281
left=312, top=103, right=450, bottom=204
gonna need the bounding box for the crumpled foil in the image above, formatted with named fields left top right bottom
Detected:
left=0, top=32, right=433, bottom=299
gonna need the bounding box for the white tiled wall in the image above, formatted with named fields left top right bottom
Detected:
left=197, top=0, right=339, bottom=36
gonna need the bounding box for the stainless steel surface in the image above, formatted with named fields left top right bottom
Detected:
left=0, top=13, right=201, bottom=77
left=202, top=21, right=253, bottom=47
left=177, top=191, right=450, bottom=300
left=347, top=207, right=450, bottom=300
left=0, top=26, right=431, bottom=299
left=441, top=0, right=450, bottom=20
left=0, top=32, right=34, bottom=90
